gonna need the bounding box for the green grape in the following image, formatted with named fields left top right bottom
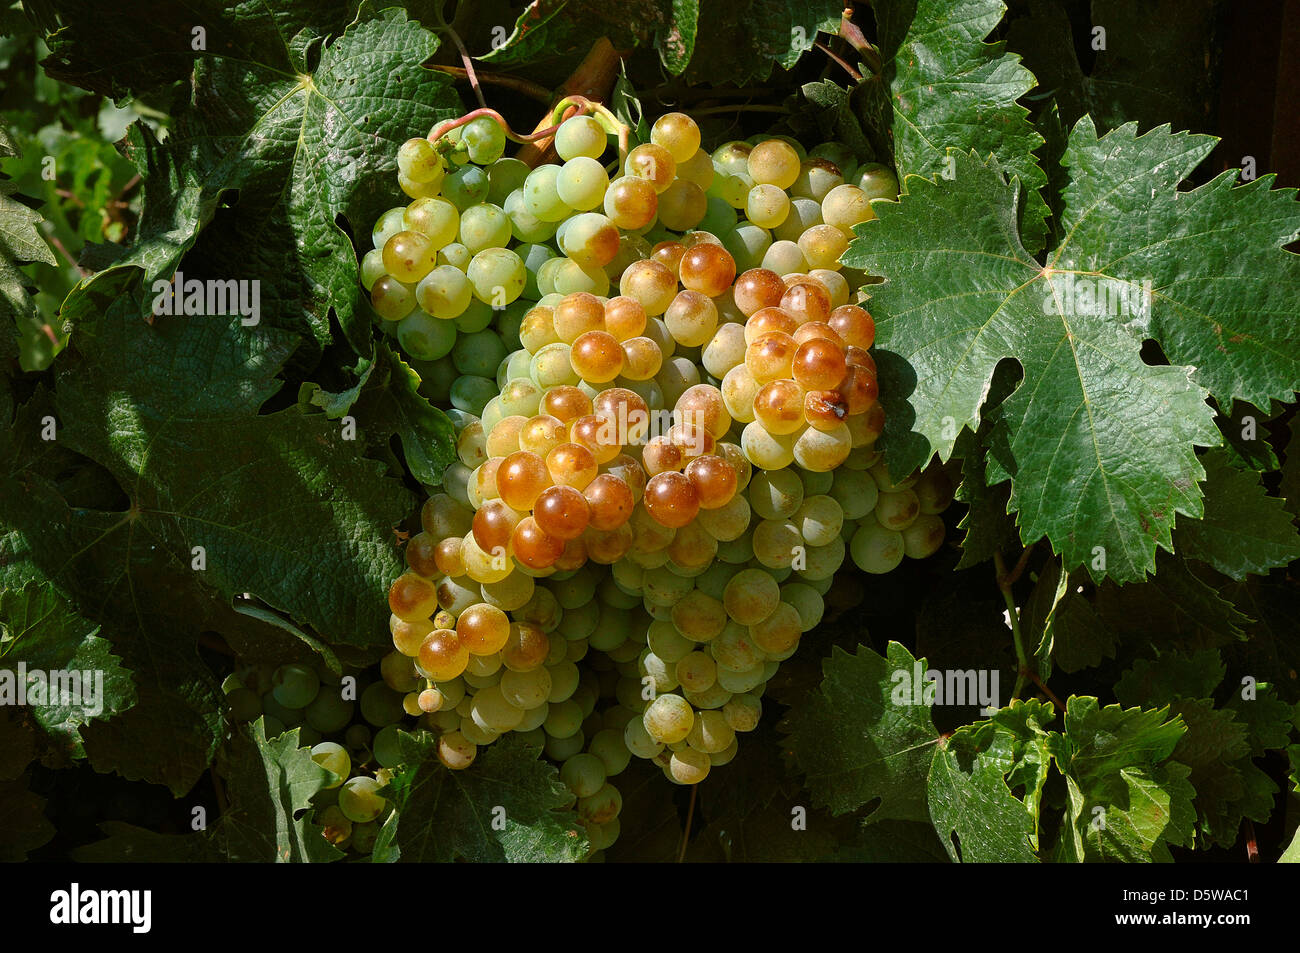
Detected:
left=552, top=258, right=609, bottom=296
left=545, top=728, right=586, bottom=761
left=416, top=265, right=472, bottom=319
left=311, top=741, right=351, bottom=788
left=643, top=693, right=693, bottom=744
left=227, top=688, right=261, bottom=722
left=829, top=467, right=879, bottom=520
left=546, top=661, right=581, bottom=703
left=397, top=310, right=458, bottom=360
left=305, top=688, right=354, bottom=734
left=623, top=717, right=664, bottom=758
left=502, top=351, right=535, bottom=387
left=560, top=212, right=619, bottom=268
left=549, top=566, right=598, bottom=608
left=535, top=256, right=565, bottom=298
left=449, top=374, right=496, bottom=415
left=262, top=687, right=307, bottom=728
left=454, top=298, right=494, bottom=333
left=722, top=693, right=762, bottom=732
left=781, top=581, right=825, bottom=631
left=270, top=665, right=318, bottom=712
left=749, top=469, right=804, bottom=520
left=545, top=698, right=585, bottom=738
left=359, top=248, right=386, bottom=291
left=588, top=728, right=632, bottom=776
left=260, top=714, right=286, bottom=737
left=850, top=516, right=904, bottom=573
left=439, top=242, right=473, bottom=270
left=467, top=248, right=526, bottom=305
left=794, top=494, right=844, bottom=546
left=444, top=165, right=490, bottom=210
left=760, top=239, right=806, bottom=275
left=398, top=137, right=444, bottom=185
left=721, top=223, right=772, bottom=273
left=577, top=782, right=623, bottom=825
left=496, top=299, right=533, bottom=350
left=338, top=776, right=387, bottom=824
left=458, top=203, right=513, bottom=253
left=901, top=512, right=946, bottom=559
left=560, top=752, right=608, bottom=798
left=722, top=568, right=781, bottom=625
left=297, top=725, right=323, bottom=748
left=557, top=157, right=610, bottom=212
left=404, top=196, right=460, bottom=247
left=504, top=189, right=560, bottom=244
left=360, top=682, right=405, bottom=727
left=530, top=342, right=580, bottom=389
left=451, top=328, right=506, bottom=378
left=371, top=276, right=417, bottom=321
left=746, top=184, right=790, bottom=229
left=771, top=196, right=823, bottom=243
left=555, top=115, right=607, bottom=160
left=371, top=207, right=407, bottom=251
left=514, top=244, right=553, bottom=302
left=488, top=157, right=531, bottom=204
left=462, top=116, right=507, bottom=164
left=523, top=165, right=573, bottom=222
left=558, top=600, right=600, bottom=640
left=853, top=162, right=900, bottom=201
left=698, top=196, right=738, bottom=236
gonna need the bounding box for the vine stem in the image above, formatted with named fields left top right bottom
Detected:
left=429, top=65, right=551, bottom=102
left=687, top=104, right=792, bottom=117
left=994, top=548, right=1031, bottom=701
left=677, top=784, right=698, bottom=863
left=816, top=42, right=862, bottom=82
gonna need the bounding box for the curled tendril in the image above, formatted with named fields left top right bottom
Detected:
left=428, top=97, right=632, bottom=164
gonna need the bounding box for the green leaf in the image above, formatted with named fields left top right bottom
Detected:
left=1175, top=449, right=1300, bottom=580
left=0, top=773, right=54, bottom=861
left=846, top=143, right=1224, bottom=583
left=1026, top=557, right=1117, bottom=677
left=873, top=0, right=1049, bottom=250
left=683, top=0, right=842, bottom=85
left=66, top=5, right=462, bottom=355
left=0, top=583, right=135, bottom=761
left=76, top=720, right=343, bottom=862
left=927, top=700, right=1053, bottom=862
left=372, top=732, right=587, bottom=863
left=1056, top=119, right=1300, bottom=409
left=0, top=133, right=57, bottom=368
left=783, top=642, right=939, bottom=821
left=659, top=0, right=698, bottom=75
left=54, top=273, right=413, bottom=650
left=1114, top=649, right=1225, bottom=709
left=350, top=343, right=456, bottom=488
left=1048, top=697, right=1195, bottom=862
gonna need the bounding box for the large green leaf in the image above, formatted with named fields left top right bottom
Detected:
left=372, top=732, right=588, bottom=863
left=1174, top=448, right=1300, bottom=580
left=54, top=4, right=461, bottom=355
left=783, top=642, right=939, bottom=822
left=0, top=583, right=135, bottom=761
left=873, top=0, right=1048, bottom=249
left=847, top=121, right=1300, bottom=580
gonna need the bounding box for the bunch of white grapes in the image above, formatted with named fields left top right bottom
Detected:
left=356, top=108, right=956, bottom=858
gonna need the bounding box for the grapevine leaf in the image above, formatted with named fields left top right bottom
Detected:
left=75, top=721, right=343, bottom=862
left=659, top=0, right=698, bottom=75
left=799, top=80, right=875, bottom=165
left=350, top=343, right=456, bottom=488
left=873, top=0, right=1049, bottom=250
left=211, top=722, right=343, bottom=862
left=1174, top=449, right=1300, bottom=580
left=53, top=272, right=414, bottom=650
left=373, top=732, right=587, bottom=863
left=1025, top=557, right=1117, bottom=678
left=1281, top=425, right=1300, bottom=518
left=0, top=773, right=54, bottom=861
left=0, top=710, right=36, bottom=780
left=1113, top=649, right=1225, bottom=709
left=61, top=5, right=461, bottom=355
left=1215, top=400, right=1281, bottom=473
left=683, top=0, right=842, bottom=85
left=846, top=146, right=1221, bottom=583
left=0, top=583, right=135, bottom=761
left=1281, top=827, right=1300, bottom=863
left=1225, top=682, right=1294, bottom=758
left=927, top=700, right=1053, bottom=862
left=1048, top=697, right=1195, bottom=862
left=0, top=139, right=57, bottom=369
left=783, top=642, right=939, bottom=822
left=1217, top=575, right=1300, bottom=705
left=1055, top=119, right=1300, bottom=409
left=831, top=820, right=951, bottom=862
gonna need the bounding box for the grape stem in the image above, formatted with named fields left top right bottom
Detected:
left=677, top=784, right=698, bottom=863
left=429, top=66, right=552, bottom=102
left=993, top=547, right=1032, bottom=702
left=816, top=42, right=863, bottom=82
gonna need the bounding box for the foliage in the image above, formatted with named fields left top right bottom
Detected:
left=1, top=0, right=1297, bottom=863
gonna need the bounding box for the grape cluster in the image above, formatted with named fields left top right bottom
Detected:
left=356, top=109, right=954, bottom=858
